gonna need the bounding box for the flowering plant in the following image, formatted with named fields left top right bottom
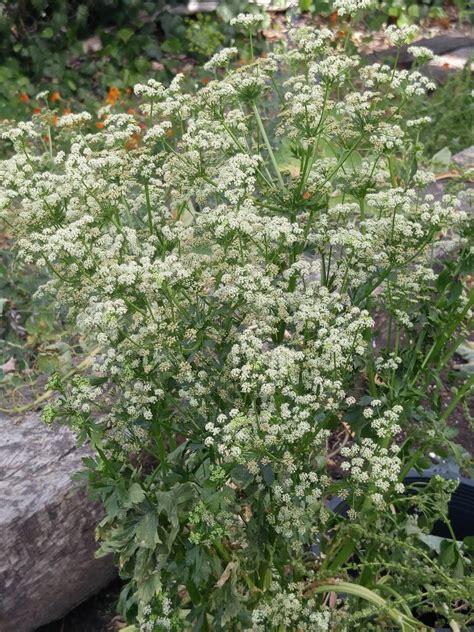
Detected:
left=1, top=18, right=473, bottom=631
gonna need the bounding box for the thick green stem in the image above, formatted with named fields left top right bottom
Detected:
left=309, top=582, right=421, bottom=631
left=440, top=374, right=474, bottom=422
left=252, top=102, right=285, bottom=192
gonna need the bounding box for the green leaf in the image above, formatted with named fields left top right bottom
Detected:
left=161, top=37, right=182, bottom=55
left=41, top=27, right=55, bottom=39
left=431, top=146, right=452, bottom=172
left=463, top=536, right=474, bottom=552
left=439, top=539, right=456, bottom=566
left=418, top=533, right=444, bottom=553
left=388, top=6, right=401, bottom=16
left=135, top=511, right=160, bottom=549
left=118, top=28, right=134, bottom=43
left=128, top=482, right=145, bottom=504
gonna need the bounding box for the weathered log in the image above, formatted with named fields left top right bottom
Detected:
left=365, top=34, right=474, bottom=67
left=0, top=413, right=115, bottom=632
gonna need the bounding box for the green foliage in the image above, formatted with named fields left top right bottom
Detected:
left=0, top=232, right=78, bottom=408
left=0, top=0, right=254, bottom=119
left=407, top=60, right=474, bottom=159
left=184, top=14, right=225, bottom=57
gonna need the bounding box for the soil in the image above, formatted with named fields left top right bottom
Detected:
left=36, top=579, right=124, bottom=632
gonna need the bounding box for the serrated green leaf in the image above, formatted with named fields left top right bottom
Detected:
left=136, top=511, right=160, bottom=548
left=128, top=482, right=145, bottom=504
left=118, top=28, right=134, bottom=43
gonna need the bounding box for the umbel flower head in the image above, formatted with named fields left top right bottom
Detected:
left=0, top=23, right=470, bottom=631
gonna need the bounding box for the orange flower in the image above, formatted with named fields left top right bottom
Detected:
left=106, top=86, right=121, bottom=105
left=63, top=107, right=72, bottom=115
left=303, top=191, right=311, bottom=201
left=127, top=107, right=136, bottom=115
left=19, top=93, right=29, bottom=103
left=201, top=77, right=210, bottom=85
left=33, top=107, right=42, bottom=114
left=51, top=113, right=58, bottom=127
left=96, top=121, right=105, bottom=129
left=51, top=91, right=61, bottom=102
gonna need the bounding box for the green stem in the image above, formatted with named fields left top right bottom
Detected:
left=440, top=374, right=474, bottom=422
left=144, top=182, right=153, bottom=234
left=309, top=582, right=421, bottom=631
left=252, top=102, right=285, bottom=192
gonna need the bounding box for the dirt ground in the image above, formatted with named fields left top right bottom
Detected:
left=36, top=579, right=124, bottom=632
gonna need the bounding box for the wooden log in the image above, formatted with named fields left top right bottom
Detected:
left=0, top=413, right=115, bottom=632
left=365, top=34, right=474, bottom=67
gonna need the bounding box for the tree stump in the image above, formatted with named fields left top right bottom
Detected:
left=0, top=413, right=116, bottom=632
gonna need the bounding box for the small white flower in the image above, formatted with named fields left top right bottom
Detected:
left=407, top=45, right=434, bottom=62
left=57, top=112, right=92, bottom=127
left=204, top=47, right=239, bottom=71
left=385, top=24, right=419, bottom=47
left=229, top=13, right=264, bottom=31
left=333, top=0, right=373, bottom=16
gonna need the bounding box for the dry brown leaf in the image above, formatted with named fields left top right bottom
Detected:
left=435, top=170, right=460, bottom=180
left=1, top=356, right=16, bottom=374
left=215, top=561, right=237, bottom=588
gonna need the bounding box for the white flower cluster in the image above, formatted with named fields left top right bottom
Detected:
left=341, top=439, right=405, bottom=507
left=204, top=46, right=239, bottom=71
left=229, top=12, right=264, bottom=30
left=333, top=0, right=373, bottom=16
left=407, top=45, right=434, bottom=62
left=385, top=24, right=419, bottom=47
left=56, top=112, right=92, bottom=127
left=289, top=26, right=333, bottom=59
left=250, top=581, right=337, bottom=631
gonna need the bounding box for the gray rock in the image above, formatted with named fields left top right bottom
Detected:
left=0, top=413, right=115, bottom=632
left=429, top=46, right=473, bottom=72
left=453, top=145, right=474, bottom=169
